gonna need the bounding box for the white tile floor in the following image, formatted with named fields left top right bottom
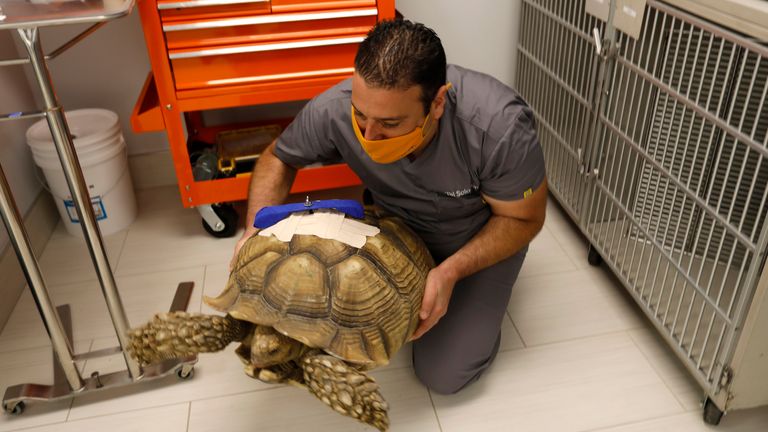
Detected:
left=1, top=186, right=767, bottom=431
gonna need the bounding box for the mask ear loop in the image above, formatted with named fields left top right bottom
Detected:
left=421, top=82, right=453, bottom=139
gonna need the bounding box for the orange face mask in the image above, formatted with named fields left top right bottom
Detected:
left=351, top=106, right=437, bottom=164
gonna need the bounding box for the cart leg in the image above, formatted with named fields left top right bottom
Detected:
left=587, top=244, right=603, bottom=266
left=18, top=26, right=141, bottom=379
left=703, top=397, right=724, bottom=425
left=0, top=149, right=84, bottom=393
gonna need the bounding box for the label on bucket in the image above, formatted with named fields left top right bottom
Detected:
left=64, top=196, right=107, bottom=223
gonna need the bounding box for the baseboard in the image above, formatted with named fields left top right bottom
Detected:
left=0, top=191, right=59, bottom=333
left=128, top=150, right=178, bottom=190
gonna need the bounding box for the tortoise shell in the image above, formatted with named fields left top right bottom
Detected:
left=205, top=212, right=434, bottom=366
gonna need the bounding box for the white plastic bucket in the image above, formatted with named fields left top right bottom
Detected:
left=26, top=109, right=137, bottom=237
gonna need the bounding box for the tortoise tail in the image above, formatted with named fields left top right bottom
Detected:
left=127, top=312, right=251, bottom=366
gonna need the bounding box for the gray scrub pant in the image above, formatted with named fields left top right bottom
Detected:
left=412, top=248, right=527, bottom=395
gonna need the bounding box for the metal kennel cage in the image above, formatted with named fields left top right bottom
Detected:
left=516, top=0, right=768, bottom=424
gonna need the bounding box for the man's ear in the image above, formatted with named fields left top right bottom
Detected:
left=431, top=83, right=451, bottom=120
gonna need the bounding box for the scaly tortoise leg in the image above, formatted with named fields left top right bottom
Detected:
left=127, top=312, right=251, bottom=366
left=301, top=353, right=389, bottom=431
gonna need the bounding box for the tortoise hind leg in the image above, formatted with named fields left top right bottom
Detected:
left=127, top=312, right=251, bottom=366
left=301, top=353, right=389, bottom=431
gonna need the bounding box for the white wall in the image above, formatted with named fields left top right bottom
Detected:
left=396, top=0, right=522, bottom=88
left=14, top=10, right=167, bottom=156
left=0, top=30, right=42, bottom=252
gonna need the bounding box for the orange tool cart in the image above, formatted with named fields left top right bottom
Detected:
left=131, top=0, right=395, bottom=236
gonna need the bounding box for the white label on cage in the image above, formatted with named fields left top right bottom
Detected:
left=614, top=0, right=646, bottom=40
left=585, top=0, right=610, bottom=21
left=622, top=5, right=637, bottom=18
left=258, top=210, right=379, bottom=248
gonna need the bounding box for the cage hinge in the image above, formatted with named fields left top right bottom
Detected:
left=719, top=366, right=734, bottom=389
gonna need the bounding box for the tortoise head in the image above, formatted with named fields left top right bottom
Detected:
left=250, top=325, right=306, bottom=367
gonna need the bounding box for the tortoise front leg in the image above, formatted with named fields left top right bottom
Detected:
left=301, top=353, right=389, bottom=431
left=127, top=312, right=251, bottom=366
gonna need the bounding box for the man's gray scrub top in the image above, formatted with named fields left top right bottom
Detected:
left=275, top=64, right=546, bottom=260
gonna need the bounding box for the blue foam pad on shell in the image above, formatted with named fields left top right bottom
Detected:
left=253, top=199, right=364, bottom=229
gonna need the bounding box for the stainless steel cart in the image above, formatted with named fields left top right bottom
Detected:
left=0, top=0, right=196, bottom=415
left=516, top=0, right=768, bottom=424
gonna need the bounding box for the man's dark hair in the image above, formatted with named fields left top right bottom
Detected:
left=354, top=19, right=447, bottom=114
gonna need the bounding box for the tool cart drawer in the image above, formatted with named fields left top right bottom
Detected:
left=163, top=7, right=378, bottom=49
left=159, top=3, right=378, bottom=93
left=270, top=0, right=376, bottom=13
left=158, top=0, right=271, bottom=21
left=169, top=35, right=363, bottom=91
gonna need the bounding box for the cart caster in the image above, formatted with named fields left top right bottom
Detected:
left=200, top=203, right=238, bottom=238
left=3, top=401, right=24, bottom=416
left=703, top=397, right=724, bottom=425
left=177, top=364, right=195, bottom=381
left=587, top=245, right=603, bottom=266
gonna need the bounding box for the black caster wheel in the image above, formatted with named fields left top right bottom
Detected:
left=177, top=365, right=195, bottom=381
left=587, top=245, right=603, bottom=266
left=3, top=401, right=25, bottom=416
left=202, top=203, right=238, bottom=238
left=703, top=397, right=724, bottom=425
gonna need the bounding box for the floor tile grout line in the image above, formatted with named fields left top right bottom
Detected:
left=507, top=327, right=651, bottom=351
left=115, top=260, right=231, bottom=279
left=30, top=262, right=216, bottom=289
left=626, top=329, right=699, bottom=413
left=579, top=410, right=698, bottom=432
left=198, top=265, right=209, bottom=314
left=0, top=419, right=70, bottom=432
left=53, top=399, right=194, bottom=428
left=532, top=221, right=578, bottom=266
left=64, top=394, right=77, bottom=423
left=111, top=229, right=130, bottom=272
left=516, top=266, right=590, bottom=281
left=545, top=242, right=593, bottom=271
left=548, top=225, right=589, bottom=252
left=79, top=338, right=96, bottom=373
left=505, top=310, right=528, bottom=349
left=426, top=388, right=444, bottom=432
left=0, top=337, right=96, bottom=361
left=185, top=401, right=192, bottom=432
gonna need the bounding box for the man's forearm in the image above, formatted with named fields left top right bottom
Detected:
left=243, top=142, right=297, bottom=235
left=439, top=214, right=543, bottom=282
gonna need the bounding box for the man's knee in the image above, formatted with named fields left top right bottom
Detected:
left=413, top=361, right=477, bottom=395
left=412, top=349, right=496, bottom=395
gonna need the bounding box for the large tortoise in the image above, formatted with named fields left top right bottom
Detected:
left=127, top=209, right=434, bottom=431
